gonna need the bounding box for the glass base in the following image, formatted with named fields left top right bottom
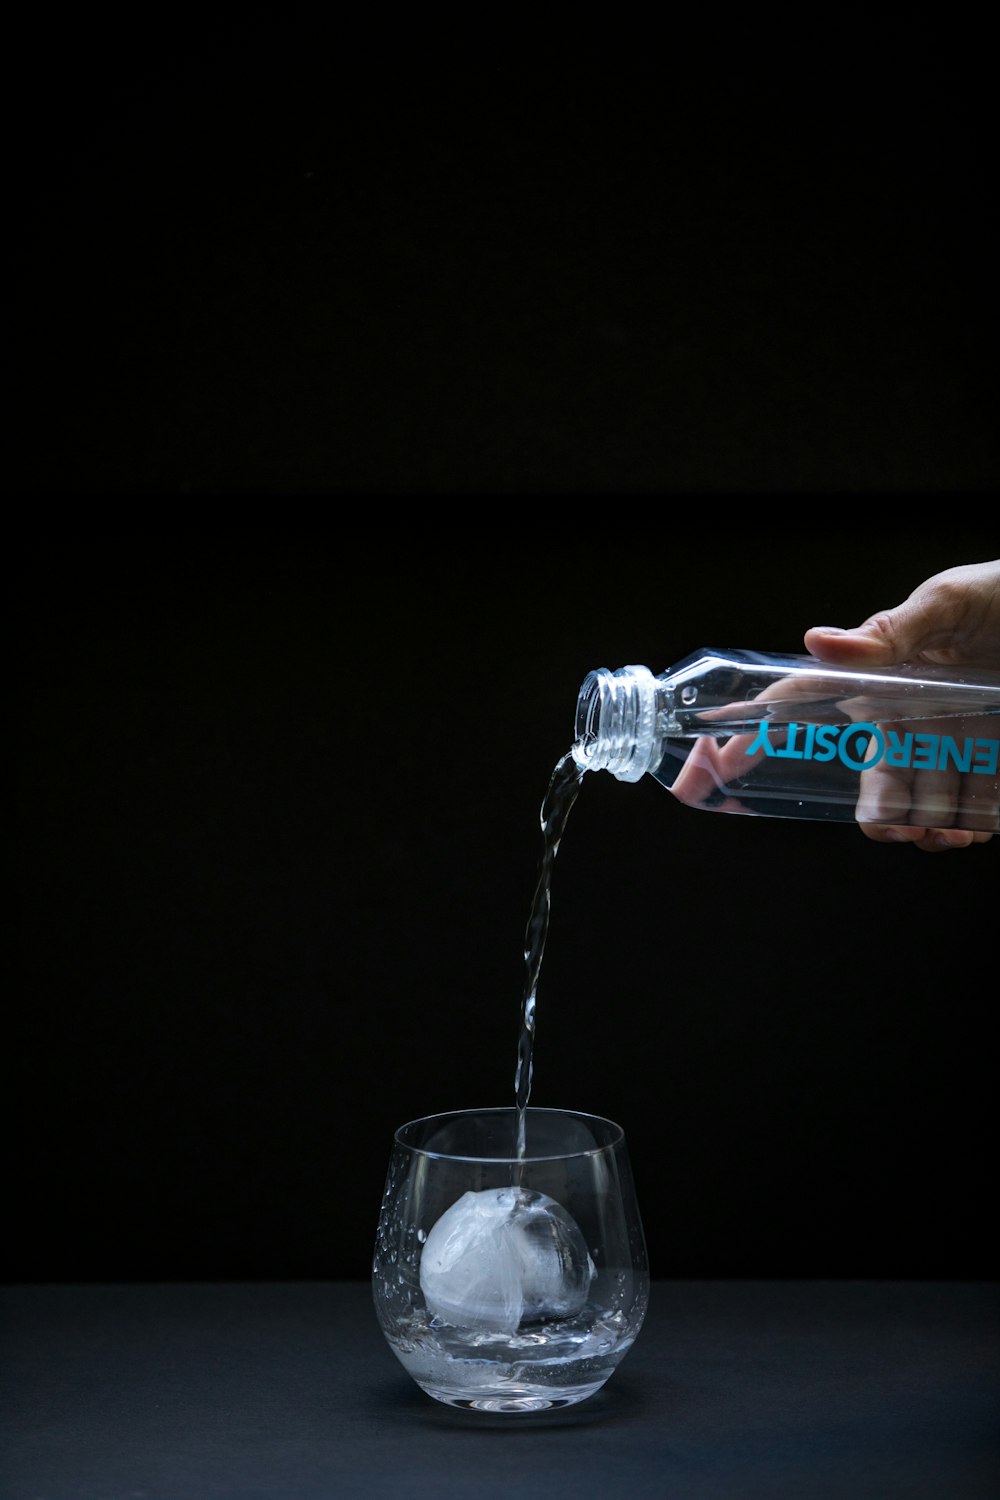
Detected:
left=418, top=1378, right=607, bottom=1413
left=386, top=1310, right=638, bottom=1414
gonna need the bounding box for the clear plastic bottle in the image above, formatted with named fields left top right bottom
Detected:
left=572, top=650, right=1000, bottom=830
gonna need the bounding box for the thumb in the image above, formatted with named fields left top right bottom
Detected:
left=804, top=575, right=967, bottom=667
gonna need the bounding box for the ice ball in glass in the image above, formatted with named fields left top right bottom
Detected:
left=419, top=1186, right=595, bottom=1334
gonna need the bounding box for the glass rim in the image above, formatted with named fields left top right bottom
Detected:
left=393, top=1105, right=626, bottom=1163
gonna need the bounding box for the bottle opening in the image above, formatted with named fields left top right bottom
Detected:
left=572, top=665, right=658, bottom=782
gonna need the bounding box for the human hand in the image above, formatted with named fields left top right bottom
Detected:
left=804, top=561, right=1000, bottom=850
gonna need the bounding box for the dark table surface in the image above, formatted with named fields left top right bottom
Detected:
left=2, top=1280, right=997, bottom=1500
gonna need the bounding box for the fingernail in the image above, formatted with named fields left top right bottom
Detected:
left=811, top=625, right=846, bottom=634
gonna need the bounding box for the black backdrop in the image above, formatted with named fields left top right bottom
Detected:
left=7, top=15, right=998, bottom=1283
left=10, top=526, right=998, bottom=1283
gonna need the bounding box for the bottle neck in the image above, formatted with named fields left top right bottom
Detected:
left=571, top=665, right=660, bottom=782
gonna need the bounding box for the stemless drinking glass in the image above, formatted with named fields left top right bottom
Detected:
left=372, top=1107, right=649, bottom=1412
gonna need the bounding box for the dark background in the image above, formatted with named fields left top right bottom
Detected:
left=7, top=15, right=998, bottom=1282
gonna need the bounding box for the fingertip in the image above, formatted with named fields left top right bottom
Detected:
left=918, top=833, right=965, bottom=852
left=860, top=824, right=923, bottom=844
left=803, top=625, right=847, bottom=660
left=928, top=829, right=976, bottom=850
left=804, top=625, right=895, bottom=664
